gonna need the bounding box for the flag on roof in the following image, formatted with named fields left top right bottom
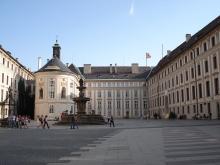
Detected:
left=146, top=52, right=151, bottom=58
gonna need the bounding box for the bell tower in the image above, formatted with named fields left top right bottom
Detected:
left=52, top=40, right=61, bottom=59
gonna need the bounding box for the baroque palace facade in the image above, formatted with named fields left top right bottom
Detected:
left=79, top=64, right=150, bottom=118
left=146, top=16, right=220, bottom=119
left=34, top=41, right=150, bottom=119
left=2, top=16, right=220, bottom=120
left=0, top=45, right=34, bottom=119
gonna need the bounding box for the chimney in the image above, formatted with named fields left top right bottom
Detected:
left=7, top=51, right=11, bottom=55
left=84, top=64, right=91, bottom=74
left=167, top=50, right=171, bottom=55
left=66, top=63, right=69, bottom=67
left=16, top=58, right=19, bottom=61
left=38, top=57, right=42, bottom=70
left=185, top=34, right=191, bottom=42
left=131, top=63, right=139, bottom=74
left=110, top=64, right=113, bottom=74
left=47, top=59, right=49, bottom=62
left=115, top=63, right=117, bottom=73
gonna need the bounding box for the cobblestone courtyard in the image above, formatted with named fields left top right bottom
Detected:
left=0, top=120, right=220, bottom=165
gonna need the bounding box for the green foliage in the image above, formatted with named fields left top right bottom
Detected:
left=17, top=78, right=35, bottom=118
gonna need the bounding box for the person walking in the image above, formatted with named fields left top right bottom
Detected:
left=43, top=115, right=50, bottom=129
left=37, top=115, right=44, bottom=128
left=70, top=114, right=75, bottom=129
left=110, top=115, right=115, bottom=127
left=74, top=115, right=79, bottom=129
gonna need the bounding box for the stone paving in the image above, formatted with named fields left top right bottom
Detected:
left=1, top=119, right=220, bottom=165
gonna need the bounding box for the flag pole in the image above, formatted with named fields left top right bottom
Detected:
left=146, top=57, right=147, bottom=67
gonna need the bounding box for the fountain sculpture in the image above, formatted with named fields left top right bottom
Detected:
left=59, top=78, right=105, bottom=125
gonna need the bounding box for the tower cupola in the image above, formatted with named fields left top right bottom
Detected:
left=52, top=40, right=61, bottom=59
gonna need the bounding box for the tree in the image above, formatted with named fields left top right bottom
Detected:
left=17, top=78, right=26, bottom=115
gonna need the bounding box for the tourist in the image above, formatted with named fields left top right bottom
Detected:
left=37, top=115, right=43, bottom=128
left=75, top=115, right=79, bottom=129
left=70, top=114, right=75, bottom=129
left=110, top=116, right=115, bottom=127
left=43, top=115, right=50, bottom=129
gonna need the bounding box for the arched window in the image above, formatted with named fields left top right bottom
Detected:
left=61, top=87, right=66, bottom=99
left=39, top=88, right=43, bottom=99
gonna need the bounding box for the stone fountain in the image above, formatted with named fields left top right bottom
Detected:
left=73, top=78, right=105, bottom=124
left=58, top=78, right=105, bottom=125
left=73, top=78, right=90, bottom=115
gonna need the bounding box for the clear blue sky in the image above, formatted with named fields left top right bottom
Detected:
left=0, top=0, right=219, bottom=71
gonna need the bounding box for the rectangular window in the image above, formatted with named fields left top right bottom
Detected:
left=143, top=101, right=147, bottom=109
left=2, top=73, right=4, bottom=83
left=70, top=82, right=73, bottom=88
left=126, top=101, right=129, bottom=109
left=214, top=78, right=219, bottom=95
left=205, top=60, right=209, bottom=73
left=181, top=89, right=184, bottom=102
left=213, top=56, right=217, bottom=69
left=134, top=101, right=138, bottom=109
left=186, top=88, right=189, bottom=101
left=177, top=91, right=179, bottom=103
left=198, top=64, right=201, bottom=76
left=117, top=91, right=120, bottom=97
left=185, top=56, right=187, bottom=63
left=98, top=91, right=101, bottom=98
left=134, top=90, right=138, bottom=98
left=185, top=71, right=188, bottom=81
left=206, top=81, right=210, bottom=97
left=211, top=36, right=216, bottom=47
left=180, top=59, right=182, bottom=67
left=117, top=100, right=120, bottom=109
left=1, top=89, right=3, bottom=101
left=196, top=47, right=200, bottom=56
left=125, top=91, right=129, bottom=98
left=3, top=58, right=5, bottom=65
left=200, top=104, right=203, bottom=113
left=193, top=105, right=196, bottom=113
left=172, top=92, right=175, bottom=104
left=191, top=67, right=194, bottom=79
left=49, top=105, right=54, bottom=113
left=192, top=86, right=195, bottom=100
left=7, top=61, right=9, bottom=68
left=169, top=94, right=171, bottom=104
left=180, top=74, right=183, bottom=83
left=108, top=101, right=112, bottom=109
left=98, top=101, right=102, bottom=109
left=203, top=42, right=207, bottom=52
left=199, top=83, right=202, bottom=98
left=190, top=51, right=194, bottom=59
left=143, top=90, right=147, bottom=97
left=208, top=103, right=211, bottom=113
left=49, top=80, right=55, bottom=99
left=108, top=91, right=111, bottom=98
left=6, top=76, right=9, bottom=85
